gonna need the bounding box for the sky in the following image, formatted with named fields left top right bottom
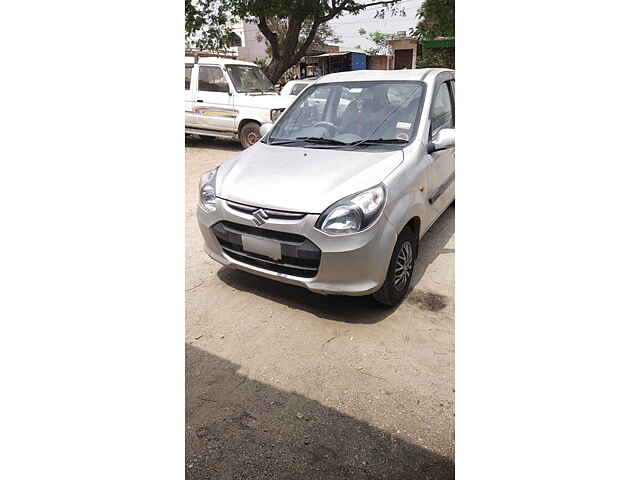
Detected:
left=328, top=0, right=421, bottom=51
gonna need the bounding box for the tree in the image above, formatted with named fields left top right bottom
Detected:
left=186, top=1, right=405, bottom=83
left=412, top=0, right=454, bottom=69
left=357, top=28, right=396, bottom=55
left=185, top=0, right=234, bottom=51
left=256, top=18, right=342, bottom=58
left=413, top=0, right=454, bottom=40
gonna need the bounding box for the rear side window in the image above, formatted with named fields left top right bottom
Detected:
left=185, top=64, right=193, bottom=91
left=431, top=82, right=453, bottom=135
left=198, top=66, right=229, bottom=93
left=290, top=83, right=308, bottom=96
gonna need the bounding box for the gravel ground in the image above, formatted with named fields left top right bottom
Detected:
left=185, top=136, right=455, bottom=479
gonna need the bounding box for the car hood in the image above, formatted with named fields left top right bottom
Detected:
left=234, top=93, right=293, bottom=110
left=216, top=142, right=403, bottom=213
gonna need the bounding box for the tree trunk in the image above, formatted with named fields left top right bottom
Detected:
left=264, top=58, right=290, bottom=84
left=263, top=19, right=320, bottom=84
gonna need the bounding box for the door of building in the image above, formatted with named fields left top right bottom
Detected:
left=394, top=49, right=413, bottom=69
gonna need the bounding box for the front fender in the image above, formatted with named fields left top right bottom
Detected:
left=235, top=111, right=269, bottom=130
left=383, top=154, right=429, bottom=238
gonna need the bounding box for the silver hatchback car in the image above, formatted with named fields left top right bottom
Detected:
left=197, top=68, right=455, bottom=306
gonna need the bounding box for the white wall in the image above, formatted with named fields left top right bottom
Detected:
left=227, top=21, right=268, bottom=63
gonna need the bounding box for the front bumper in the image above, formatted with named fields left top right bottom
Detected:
left=197, top=198, right=398, bottom=296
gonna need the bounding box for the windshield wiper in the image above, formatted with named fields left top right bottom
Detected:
left=247, top=87, right=275, bottom=94
left=295, top=136, right=348, bottom=146
left=349, top=138, right=409, bottom=147
left=269, top=139, right=304, bottom=145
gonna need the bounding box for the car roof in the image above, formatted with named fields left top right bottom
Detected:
left=184, top=56, right=257, bottom=67
left=315, top=68, right=453, bottom=84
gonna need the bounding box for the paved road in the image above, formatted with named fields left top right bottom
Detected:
left=185, top=136, right=455, bottom=479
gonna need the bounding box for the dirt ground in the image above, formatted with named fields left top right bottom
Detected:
left=185, top=136, right=455, bottom=479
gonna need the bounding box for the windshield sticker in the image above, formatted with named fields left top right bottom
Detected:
left=396, top=122, right=412, bottom=130
left=396, top=133, right=409, bottom=141
left=349, top=88, right=363, bottom=93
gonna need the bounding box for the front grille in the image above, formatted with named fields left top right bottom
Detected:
left=226, top=200, right=306, bottom=220
left=212, top=221, right=321, bottom=278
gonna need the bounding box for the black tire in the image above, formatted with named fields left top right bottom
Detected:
left=373, top=226, right=418, bottom=306
left=239, top=121, right=261, bottom=149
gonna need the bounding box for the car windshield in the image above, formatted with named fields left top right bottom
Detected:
left=268, top=81, right=424, bottom=148
left=226, top=65, right=275, bottom=93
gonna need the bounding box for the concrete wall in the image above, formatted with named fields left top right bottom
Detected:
left=368, top=55, right=391, bottom=70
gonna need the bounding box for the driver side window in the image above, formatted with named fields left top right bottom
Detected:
left=198, top=66, right=229, bottom=93
left=431, top=82, right=454, bottom=136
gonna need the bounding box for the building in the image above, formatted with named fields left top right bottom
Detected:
left=224, top=21, right=268, bottom=63
left=387, top=33, right=422, bottom=69
left=305, top=47, right=368, bottom=76
left=387, top=33, right=455, bottom=70
left=288, top=44, right=340, bottom=79
left=187, top=21, right=267, bottom=63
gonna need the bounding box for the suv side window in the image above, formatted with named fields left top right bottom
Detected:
left=431, top=82, right=454, bottom=135
left=198, top=66, right=229, bottom=93
left=185, top=64, right=193, bottom=91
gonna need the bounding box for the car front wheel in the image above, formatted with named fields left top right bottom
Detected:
left=373, top=226, right=418, bottom=306
left=239, top=121, right=261, bottom=149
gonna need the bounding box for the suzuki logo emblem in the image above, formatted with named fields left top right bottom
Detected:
left=252, top=209, right=269, bottom=226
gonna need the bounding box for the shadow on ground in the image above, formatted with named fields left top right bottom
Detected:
left=185, top=135, right=243, bottom=152
left=186, top=344, right=454, bottom=480
left=216, top=205, right=454, bottom=324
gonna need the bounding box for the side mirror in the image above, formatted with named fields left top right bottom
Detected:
left=259, top=123, right=274, bottom=137
left=428, top=128, right=455, bottom=153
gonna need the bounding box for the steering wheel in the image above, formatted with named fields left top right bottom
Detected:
left=312, top=121, right=338, bottom=137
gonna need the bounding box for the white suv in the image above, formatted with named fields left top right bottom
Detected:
left=185, top=57, right=292, bottom=148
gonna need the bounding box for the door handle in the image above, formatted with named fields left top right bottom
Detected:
left=196, top=99, right=203, bottom=102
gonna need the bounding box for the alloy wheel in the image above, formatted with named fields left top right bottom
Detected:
left=393, top=240, right=414, bottom=291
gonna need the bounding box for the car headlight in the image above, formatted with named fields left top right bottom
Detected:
left=199, top=167, right=218, bottom=211
left=270, top=108, right=284, bottom=122
left=316, top=185, right=386, bottom=235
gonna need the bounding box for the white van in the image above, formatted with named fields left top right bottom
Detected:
left=185, top=57, right=292, bottom=148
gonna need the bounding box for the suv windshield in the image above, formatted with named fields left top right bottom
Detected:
left=268, top=81, right=425, bottom=148
left=226, top=65, right=275, bottom=93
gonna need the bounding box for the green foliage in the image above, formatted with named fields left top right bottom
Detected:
left=413, top=0, right=454, bottom=40
left=357, top=29, right=397, bottom=55
left=253, top=57, right=267, bottom=68
left=223, top=0, right=405, bottom=24
left=185, top=0, right=234, bottom=50
left=416, top=47, right=454, bottom=69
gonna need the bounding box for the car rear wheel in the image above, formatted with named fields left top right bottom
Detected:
left=373, top=226, right=418, bottom=306
left=239, top=121, right=261, bottom=149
